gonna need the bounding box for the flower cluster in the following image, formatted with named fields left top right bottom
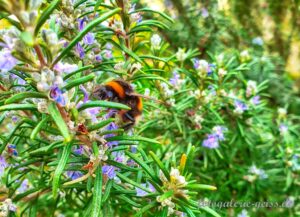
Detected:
left=244, top=165, right=268, bottom=182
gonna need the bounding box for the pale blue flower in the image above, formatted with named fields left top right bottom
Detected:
left=102, top=165, right=116, bottom=179
left=83, top=32, right=95, bottom=45
left=76, top=43, right=85, bottom=59
left=0, top=156, right=8, bottom=177
left=66, top=171, right=83, bottom=180
left=212, top=126, right=226, bottom=141
left=202, top=134, right=219, bottom=149
left=279, top=124, right=288, bottom=135
left=291, top=155, right=300, bottom=171
left=202, top=126, right=227, bottom=149
left=50, top=86, right=66, bottom=106
left=105, top=122, right=119, bottom=147
left=113, top=151, right=125, bottom=163
left=103, top=50, right=112, bottom=59
left=252, top=37, right=264, bottom=46
left=237, top=209, right=249, bottom=217
left=169, top=71, right=180, bottom=86
left=95, top=54, right=102, bottom=62
left=54, top=62, right=78, bottom=74
left=73, top=145, right=84, bottom=155
left=17, top=179, right=29, bottom=193
left=0, top=49, right=17, bottom=72
left=234, top=100, right=248, bottom=114
left=251, top=95, right=260, bottom=105
left=201, top=8, right=209, bottom=18
left=135, top=182, right=156, bottom=197
left=78, top=18, right=86, bottom=31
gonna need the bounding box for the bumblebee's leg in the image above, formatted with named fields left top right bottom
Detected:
left=122, top=121, right=135, bottom=130
left=122, top=112, right=135, bottom=130
left=124, top=112, right=135, bottom=122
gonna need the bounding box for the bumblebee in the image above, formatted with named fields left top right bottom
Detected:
left=92, top=79, right=143, bottom=130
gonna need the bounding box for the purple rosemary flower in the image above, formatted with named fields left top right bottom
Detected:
left=0, top=156, right=8, bottom=177
left=54, top=62, right=78, bottom=74
left=135, top=184, right=148, bottom=197
left=3, top=199, right=16, bottom=212
left=88, top=108, right=101, bottom=123
left=95, top=54, right=103, bottom=62
left=251, top=95, right=260, bottom=105
left=102, top=165, right=116, bottom=179
left=279, top=124, right=288, bottom=135
left=73, top=145, right=84, bottom=155
left=127, top=159, right=136, bottom=167
left=17, top=179, right=29, bottom=194
left=207, top=64, right=215, bottom=75
left=0, top=49, right=17, bottom=72
left=131, top=145, right=137, bottom=153
left=234, top=100, right=248, bottom=114
left=106, top=43, right=113, bottom=50
left=193, top=58, right=200, bottom=69
left=192, top=58, right=213, bottom=76
left=50, top=86, right=66, bottom=106
left=170, top=71, right=180, bottom=86
left=129, top=4, right=142, bottom=23
left=202, top=125, right=227, bottom=149
left=11, top=116, right=19, bottom=123
left=79, top=85, right=89, bottom=103
left=11, top=74, right=26, bottom=85
left=104, top=109, right=117, bottom=119
left=202, top=134, right=219, bottom=149
left=83, top=32, right=95, bottom=45
left=104, top=122, right=119, bottom=147
left=212, top=126, right=226, bottom=141
left=129, top=3, right=136, bottom=13
left=113, top=151, right=126, bottom=163
left=201, top=8, right=209, bottom=18
left=66, top=171, right=83, bottom=180
left=76, top=43, right=85, bottom=59
left=135, top=182, right=156, bottom=197
left=63, top=41, right=69, bottom=47
left=77, top=99, right=100, bottom=123
left=78, top=18, right=86, bottom=31
left=103, top=50, right=112, bottom=59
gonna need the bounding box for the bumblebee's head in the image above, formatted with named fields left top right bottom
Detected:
left=92, top=85, right=114, bottom=100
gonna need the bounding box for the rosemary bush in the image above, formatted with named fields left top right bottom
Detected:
left=0, top=0, right=299, bottom=217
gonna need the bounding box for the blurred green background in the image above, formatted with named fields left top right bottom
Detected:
left=139, top=0, right=300, bottom=114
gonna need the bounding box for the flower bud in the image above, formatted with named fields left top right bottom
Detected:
left=150, top=34, right=161, bottom=49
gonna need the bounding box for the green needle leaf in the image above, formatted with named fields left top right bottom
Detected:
left=185, top=184, right=217, bottom=191
left=34, top=0, right=61, bottom=36
left=5, top=92, right=47, bottom=104
left=30, top=116, right=50, bottom=140
left=63, top=74, right=95, bottom=90
left=91, top=165, right=103, bottom=217
left=0, top=104, right=37, bottom=111
left=106, top=135, right=160, bottom=145
left=149, top=151, right=170, bottom=180
left=48, top=102, right=72, bottom=142
left=77, top=100, right=130, bottom=111
left=125, top=151, right=158, bottom=182
left=52, top=141, right=72, bottom=198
